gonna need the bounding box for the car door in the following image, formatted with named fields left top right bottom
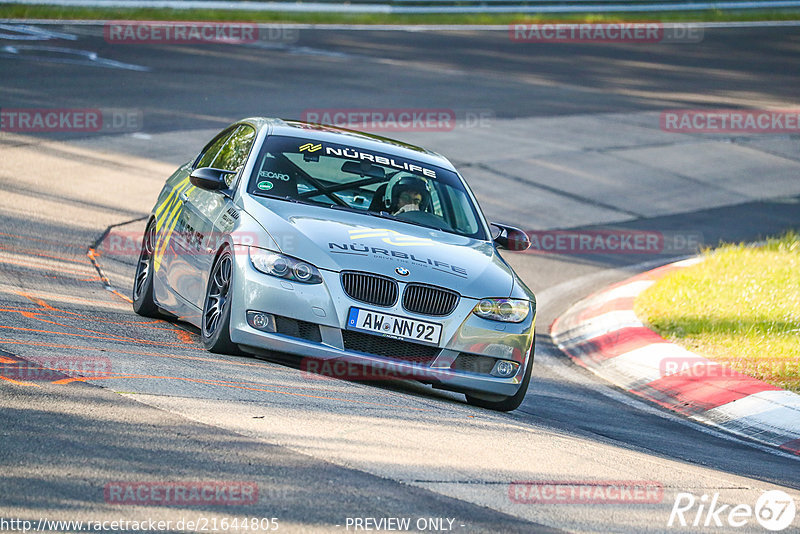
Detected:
left=175, top=124, right=257, bottom=309
left=163, top=127, right=237, bottom=306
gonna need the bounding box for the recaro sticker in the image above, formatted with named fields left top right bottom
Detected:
left=259, top=170, right=290, bottom=181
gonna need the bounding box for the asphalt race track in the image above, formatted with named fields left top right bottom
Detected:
left=1, top=22, right=800, bottom=533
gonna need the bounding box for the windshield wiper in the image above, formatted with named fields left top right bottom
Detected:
left=327, top=204, right=363, bottom=214
left=252, top=193, right=319, bottom=206
left=256, top=197, right=447, bottom=233
left=326, top=204, right=431, bottom=229
left=366, top=210, right=441, bottom=231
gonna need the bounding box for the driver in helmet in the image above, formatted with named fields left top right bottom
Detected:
left=388, top=175, right=430, bottom=215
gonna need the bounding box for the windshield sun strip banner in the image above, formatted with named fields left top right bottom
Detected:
left=286, top=136, right=449, bottom=182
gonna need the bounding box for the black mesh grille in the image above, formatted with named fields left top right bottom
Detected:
left=274, top=316, right=322, bottom=343
left=342, top=331, right=440, bottom=365
left=341, top=271, right=398, bottom=307
left=450, top=353, right=497, bottom=375
left=402, top=284, right=460, bottom=316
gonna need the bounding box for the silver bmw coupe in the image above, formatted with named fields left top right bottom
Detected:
left=134, top=118, right=535, bottom=411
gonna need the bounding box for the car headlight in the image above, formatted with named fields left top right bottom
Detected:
left=249, top=248, right=322, bottom=284
left=472, top=298, right=530, bottom=323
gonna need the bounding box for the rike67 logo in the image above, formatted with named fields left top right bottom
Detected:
left=668, top=490, right=796, bottom=531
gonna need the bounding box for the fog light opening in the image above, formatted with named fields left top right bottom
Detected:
left=246, top=310, right=276, bottom=333
left=492, top=360, right=519, bottom=378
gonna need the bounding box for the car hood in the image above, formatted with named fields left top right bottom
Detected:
left=242, top=195, right=516, bottom=299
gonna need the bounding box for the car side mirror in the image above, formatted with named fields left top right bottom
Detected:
left=491, top=223, right=531, bottom=251
left=190, top=167, right=235, bottom=191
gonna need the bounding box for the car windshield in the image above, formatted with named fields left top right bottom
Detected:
left=247, top=135, right=486, bottom=240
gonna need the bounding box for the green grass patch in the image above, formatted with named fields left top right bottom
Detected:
left=1, top=4, right=800, bottom=24
left=635, top=231, right=800, bottom=393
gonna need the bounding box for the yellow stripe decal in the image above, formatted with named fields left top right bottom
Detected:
left=155, top=177, right=191, bottom=220
left=152, top=179, right=197, bottom=272
left=153, top=203, right=183, bottom=272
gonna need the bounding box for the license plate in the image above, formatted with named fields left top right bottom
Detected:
left=347, top=307, right=442, bottom=346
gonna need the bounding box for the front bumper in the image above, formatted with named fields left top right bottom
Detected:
left=228, top=250, right=535, bottom=397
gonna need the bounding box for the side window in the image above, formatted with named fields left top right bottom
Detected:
left=195, top=128, right=235, bottom=170
left=213, top=125, right=257, bottom=185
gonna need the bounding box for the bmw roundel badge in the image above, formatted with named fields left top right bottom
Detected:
left=395, top=267, right=410, bottom=276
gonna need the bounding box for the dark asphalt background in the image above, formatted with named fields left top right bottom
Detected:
left=2, top=26, right=799, bottom=132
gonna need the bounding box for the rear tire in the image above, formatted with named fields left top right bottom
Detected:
left=465, top=340, right=534, bottom=412
left=201, top=247, right=241, bottom=354
left=132, top=219, right=163, bottom=318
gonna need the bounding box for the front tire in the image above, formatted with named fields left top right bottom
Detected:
left=465, top=341, right=534, bottom=412
left=132, top=219, right=163, bottom=318
left=201, top=247, right=240, bottom=354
